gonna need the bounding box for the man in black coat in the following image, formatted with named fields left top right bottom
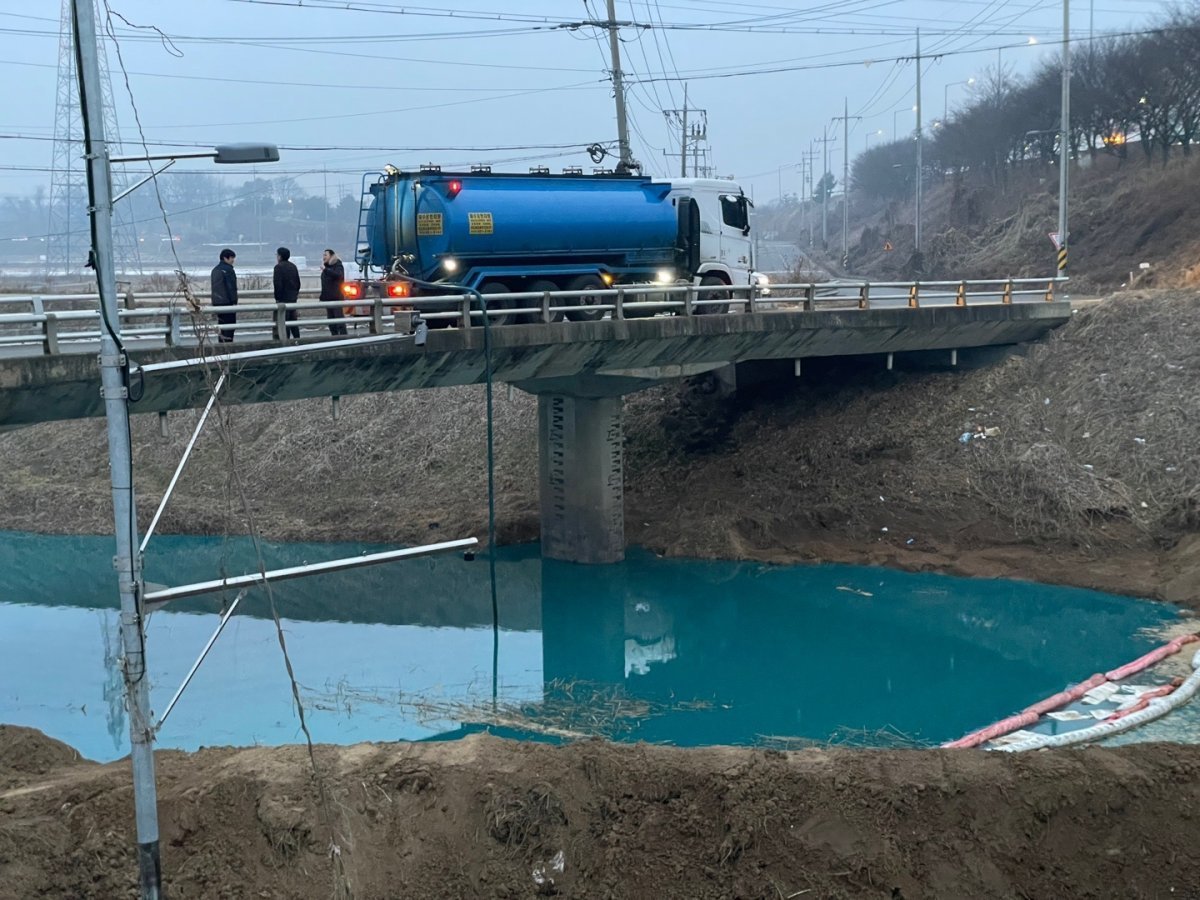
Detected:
left=320, top=248, right=348, bottom=336
left=274, top=246, right=302, bottom=340
left=210, top=248, right=238, bottom=343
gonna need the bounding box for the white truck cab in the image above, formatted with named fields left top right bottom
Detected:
left=659, top=178, right=755, bottom=289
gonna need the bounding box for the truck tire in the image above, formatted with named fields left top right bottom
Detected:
left=565, top=274, right=606, bottom=322
left=479, top=282, right=518, bottom=327
left=526, top=279, right=565, bottom=324
left=697, top=275, right=730, bottom=315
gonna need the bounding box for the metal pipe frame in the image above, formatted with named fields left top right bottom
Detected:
left=139, top=373, right=226, bottom=552
left=143, top=538, right=479, bottom=606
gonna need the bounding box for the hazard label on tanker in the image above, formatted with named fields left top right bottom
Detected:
left=468, top=212, right=494, bottom=236
left=416, top=213, right=443, bottom=236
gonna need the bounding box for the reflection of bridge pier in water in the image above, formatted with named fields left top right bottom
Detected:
left=540, top=558, right=679, bottom=688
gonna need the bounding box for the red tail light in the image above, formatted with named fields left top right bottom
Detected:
left=386, top=282, right=411, bottom=299
left=341, top=281, right=363, bottom=300
left=446, top=179, right=462, bottom=198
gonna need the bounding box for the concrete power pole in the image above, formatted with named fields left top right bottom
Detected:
left=832, top=97, right=862, bottom=269
left=680, top=84, right=688, bottom=177
left=664, top=88, right=706, bottom=178
left=816, top=127, right=836, bottom=247
left=915, top=28, right=924, bottom=254
left=603, top=0, right=637, bottom=172
left=71, top=0, right=161, bottom=897
left=1058, top=0, right=1071, bottom=278
left=804, top=146, right=819, bottom=247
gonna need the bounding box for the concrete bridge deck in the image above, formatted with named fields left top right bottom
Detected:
left=1, top=301, right=1070, bottom=425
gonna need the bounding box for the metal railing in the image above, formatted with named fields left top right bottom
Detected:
left=0, top=277, right=1064, bottom=357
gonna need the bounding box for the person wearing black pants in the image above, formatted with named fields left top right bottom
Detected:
left=210, top=248, right=238, bottom=343
left=274, top=246, right=302, bottom=340
left=320, top=248, right=348, bottom=336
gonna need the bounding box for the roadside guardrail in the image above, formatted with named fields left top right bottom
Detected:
left=0, top=277, right=1065, bottom=357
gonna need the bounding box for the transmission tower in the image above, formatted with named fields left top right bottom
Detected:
left=48, top=0, right=141, bottom=281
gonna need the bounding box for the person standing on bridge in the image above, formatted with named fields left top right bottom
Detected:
left=320, top=248, right=348, bottom=336
left=274, top=246, right=302, bottom=340
left=210, top=248, right=238, bottom=344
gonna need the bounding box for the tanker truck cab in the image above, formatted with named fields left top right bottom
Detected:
left=660, top=177, right=754, bottom=293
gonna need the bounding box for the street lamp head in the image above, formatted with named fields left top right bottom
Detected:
left=213, top=143, right=281, bottom=164
left=1027, top=36, right=1039, bottom=45
left=967, top=77, right=976, bottom=85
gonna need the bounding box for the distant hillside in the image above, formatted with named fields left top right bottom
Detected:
left=759, top=152, right=1200, bottom=293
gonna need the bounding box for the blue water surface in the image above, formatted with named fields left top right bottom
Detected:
left=0, top=532, right=1181, bottom=761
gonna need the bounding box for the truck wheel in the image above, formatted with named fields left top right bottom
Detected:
left=565, top=275, right=606, bottom=322
left=697, top=275, right=730, bottom=315
left=526, top=279, right=565, bottom=324
left=479, top=282, right=518, bottom=327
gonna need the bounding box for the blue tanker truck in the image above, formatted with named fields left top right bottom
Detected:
left=345, top=166, right=758, bottom=323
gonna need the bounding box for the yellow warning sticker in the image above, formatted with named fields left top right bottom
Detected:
left=468, top=212, right=494, bottom=236
left=417, top=213, right=443, bottom=236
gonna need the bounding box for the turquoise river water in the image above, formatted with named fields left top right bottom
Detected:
left=0, top=532, right=1186, bottom=761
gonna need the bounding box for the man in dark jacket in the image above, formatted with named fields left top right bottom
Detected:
left=210, top=248, right=238, bottom=343
left=274, top=246, right=302, bottom=340
left=320, top=248, right=348, bottom=336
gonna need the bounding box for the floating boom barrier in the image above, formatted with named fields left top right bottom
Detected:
left=943, top=634, right=1200, bottom=752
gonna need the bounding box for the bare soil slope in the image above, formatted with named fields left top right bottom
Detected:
left=2, top=726, right=1200, bottom=899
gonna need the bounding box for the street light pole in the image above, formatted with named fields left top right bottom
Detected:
left=915, top=27, right=923, bottom=253
left=843, top=97, right=849, bottom=268
left=74, top=7, right=280, bottom=897
left=1058, top=0, right=1070, bottom=278
left=71, top=1, right=160, bottom=896
left=944, top=78, right=975, bottom=120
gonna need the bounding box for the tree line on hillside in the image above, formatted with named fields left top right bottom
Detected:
left=852, top=5, right=1200, bottom=200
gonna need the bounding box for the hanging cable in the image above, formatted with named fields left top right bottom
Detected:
left=394, top=277, right=502, bottom=705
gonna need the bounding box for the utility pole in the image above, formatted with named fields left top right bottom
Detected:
left=71, top=0, right=161, bottom=896
left=1058, top=0, right=1070, bottom=278
left=915, top=27, right=924, bottom=253
left=804, top=146, right=819, bottom=247
left=816, top=127, right=836, bottom=246
left=663, top=87, right=705, bottom=178
left=603, top=0, right=636, bottom=172
left=832, top=97, right=861, bottom=269
left=679, top=84, right=688, bottom=177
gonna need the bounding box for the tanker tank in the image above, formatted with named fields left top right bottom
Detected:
left=362, top=171, right=682, bottom=288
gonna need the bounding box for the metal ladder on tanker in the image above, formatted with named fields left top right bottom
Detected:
left=353, top=173, right=376, bottom=271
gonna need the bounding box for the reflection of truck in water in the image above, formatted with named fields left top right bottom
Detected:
left=345, top=166, right=756, bottom=323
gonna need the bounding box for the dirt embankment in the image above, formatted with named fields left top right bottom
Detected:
left=2, top=289, right=1198, bottom=606
left=1, top=725, right=1199, bottom=899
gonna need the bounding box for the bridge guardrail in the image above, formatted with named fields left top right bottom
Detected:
left=0, top=277, right=1065, bottom=357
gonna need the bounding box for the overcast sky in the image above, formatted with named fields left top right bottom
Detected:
left=0, top=0, right=1174, bottom=222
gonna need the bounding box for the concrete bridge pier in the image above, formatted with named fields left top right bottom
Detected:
left=537, top=392, right=626, bottom=564
left=522, top=364, right=729, bottom=565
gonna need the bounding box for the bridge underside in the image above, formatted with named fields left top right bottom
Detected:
left=0, top=303, right=1071, bottom=564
